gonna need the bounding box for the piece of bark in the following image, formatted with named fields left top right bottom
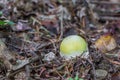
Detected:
left=0, top=39, right=15, bottom=70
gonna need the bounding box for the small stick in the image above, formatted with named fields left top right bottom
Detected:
left=59, top=6, right=64, bottom=40
left=104, top=57, right=120, bottom=65
left=86, top=58, right=96, bottom=80
left=25, top=65, right=31, bottom=80
left=34, top=25, right=40, bottom=41
left=100, top=16, right=120, bottom=21
left=82, top=0, right=97, bottom=24
left=90, top=1, right=120, bottom=5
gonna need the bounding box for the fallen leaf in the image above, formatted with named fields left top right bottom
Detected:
left=11, top=21, right=31, bottom=31
left=95, top=69, right=108, bottom=80
left=14, top=71, right=26, bottom=80
left=40, top=15, right=59, bottom=34
left=43, top=52, right=55, bottom=61
left=111, top=73, right=120, bottom=80
left=95, top=34, right=117, bottom=53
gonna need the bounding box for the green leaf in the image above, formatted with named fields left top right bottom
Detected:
left=0, top=11, right=3, bottom=16
left=0, top=20, right=15, bottom=28
left=75, top=75, right=79, bottom=80
left=5, top=20, right=15, bottom=25
left=58, top=0, right=63, bottom=3
left=0, top=20, right=7, bottom=26
left=68, top=78, right=73, bottom=80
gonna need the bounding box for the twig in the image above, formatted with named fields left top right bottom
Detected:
left=82, top=0, right=97, bottom=24
left=49, top=63, right=67, bottom=72
left=25, top=65, right=30, bottom=80
left=87, top=58, right=96, bottom=80
left=54, top=69, right=63, bottom=79
left=93, top=8, right=118, bottom=14
left=49, top=39, right=57, bottom=53
left=30, top=64, right=46, bottom=69
left=59, top=6, right=64, bottom=40
left=104, top=57, right=120, bottom=65
left=100, top=16, right=120, bottom=21
left=48, top=63, right=67, bottom=79
left=34, top=25, right=40, bottom=41
left=105, top=53, right=119, bottom=58
left=39, top=67, right=46, bottom=77
left=7, top=68, right=24, bottom=78
left=31, top=17, right=56, bottom=36
left=90, top=1, right=120, bottom=5
left=36, top=40, right=59, bottom=51
left=8, top=56, right=39, bottom=77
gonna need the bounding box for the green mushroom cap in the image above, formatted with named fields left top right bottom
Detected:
left=60, top=35, right=87, bottom=59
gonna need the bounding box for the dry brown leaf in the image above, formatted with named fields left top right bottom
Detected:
left=111, top=72, right=120, bottom=80
left=95, top=34, right=117, bottom=53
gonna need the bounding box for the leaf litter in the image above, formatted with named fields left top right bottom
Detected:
left=0, top=0, right=120, bottom=80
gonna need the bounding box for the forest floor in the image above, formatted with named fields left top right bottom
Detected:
left=0, top=0, right=120, bottom=80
